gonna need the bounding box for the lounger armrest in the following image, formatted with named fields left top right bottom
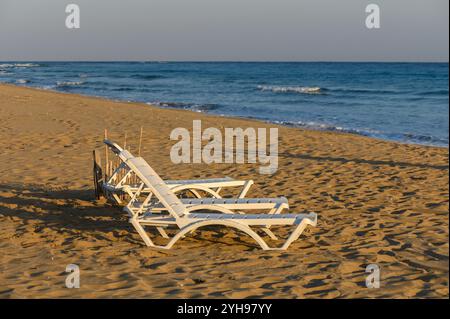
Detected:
left=299, top=212, right=317, bottom=226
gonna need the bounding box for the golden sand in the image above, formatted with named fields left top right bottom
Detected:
left=0, top=84, right=448, bottom=298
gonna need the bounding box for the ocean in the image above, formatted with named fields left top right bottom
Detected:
left=0, top=62, right=448, bottom=147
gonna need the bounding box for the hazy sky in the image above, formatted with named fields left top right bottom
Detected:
left=0, top=0, right=448, bottom=61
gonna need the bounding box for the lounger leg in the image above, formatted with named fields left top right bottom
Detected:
left=150, top=220, right=271, bottom=250
left=190, top=189, right=201, bottom=198
left=261, top=228, right=278, bottom=240
left=130, top=217, right=315, bottom=251
left=268, top=203, right=287, bottom=215
left=171, top=185, right=222, bottom=199
left=129, top=218, right=155, bottom=247
left=255, top=223, right=304, bottom=250
left=157, top=227, right=169, bottom=239
left=263, top=214, right=317, bottom=250
left=279, top=219, right=310, bottom=250
left=265, top=203, right=287, bottom=233
left=112, top=193, right=122, bottom=204
left=238, top=180, right=254, bottom=198
left=140, top=222, right=202, bottom=250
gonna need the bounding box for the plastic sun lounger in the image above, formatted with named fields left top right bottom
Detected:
left=113, top=147, right=317, bottom=250
left=102, top=140, right=254, bottom=204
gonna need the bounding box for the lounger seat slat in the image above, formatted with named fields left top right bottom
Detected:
left=165, top=177, right=233, bottom=184
left=128, top=197, right=288, bottom=211
left=182, top=197, right=288, bottom=205
left=139, top=212, right=317, bottom=227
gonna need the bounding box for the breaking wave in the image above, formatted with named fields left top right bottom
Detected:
left=257, top=85, right=323, bottom=94
left=148, top=101, right=221, bottom=112
left=0, top=63, right=40, bottom=69
left=56, top=81, right=84, bottom=88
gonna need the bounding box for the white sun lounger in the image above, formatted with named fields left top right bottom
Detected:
left=102, top=140, right=254, bottom=204
left=116, top=151, right=317, bottom=250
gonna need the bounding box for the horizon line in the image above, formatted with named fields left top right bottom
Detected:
left=1, top=60, right=449, bottom=63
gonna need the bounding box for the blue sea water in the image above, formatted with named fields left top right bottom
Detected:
left=1, top=62, right=448, bottom=146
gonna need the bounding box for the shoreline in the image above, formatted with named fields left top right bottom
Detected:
left=0, top=83, right=448, bottom=298
left=2, top=83, right=448, bottom=149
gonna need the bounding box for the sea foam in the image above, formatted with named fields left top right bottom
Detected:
left=0, top=63, right=40, bottom=68
left=257, top=85, right=322, bottom=94
left=56, top=81, right=84, bottom=87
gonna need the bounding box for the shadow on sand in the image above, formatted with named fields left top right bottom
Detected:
left=279, top=152, right=448, bottom=171
left=0, top=183, right=129, bottom=234
left=0, top=183, right=267, bottom=249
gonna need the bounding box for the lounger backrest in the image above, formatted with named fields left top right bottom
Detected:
left=119, top=149, right=134, bottom=162
left=124, top=156, right=186, bottom=218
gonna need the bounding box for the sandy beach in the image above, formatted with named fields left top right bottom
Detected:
left=0, top=83, right=448, bottom=298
